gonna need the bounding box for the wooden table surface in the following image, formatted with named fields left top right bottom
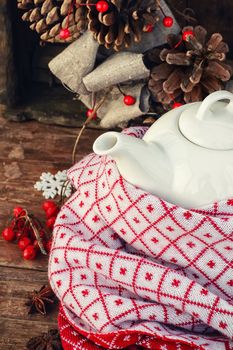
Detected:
left=0, top=115, right=103, bottom=349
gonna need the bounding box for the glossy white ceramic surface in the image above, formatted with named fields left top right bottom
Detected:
left=93, top=91, right=233, bottom=209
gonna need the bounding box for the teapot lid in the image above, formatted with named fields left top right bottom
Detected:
left=179, top=90, right=233, bottom=150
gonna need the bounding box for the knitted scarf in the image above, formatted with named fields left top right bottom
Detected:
left=49, top=127, right=233, bottom=350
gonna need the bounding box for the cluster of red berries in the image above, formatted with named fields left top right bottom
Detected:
left=43, top=200, right=60, bottom=230
left=1, top=201, right=60, bottom=260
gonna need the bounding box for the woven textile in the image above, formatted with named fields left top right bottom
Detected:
left=49, top=127, right=233, bottom=350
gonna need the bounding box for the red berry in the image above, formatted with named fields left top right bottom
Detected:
left=60, top=28, right=70, bottom=40
left=96, top=1, right=109, bottom=13
left=16, top=227, right=31, bottom=240
left=163, top=16, right=174, bottom=28
left=13, top=207, right=25, bottom=217
left=86, top=109, right=97, bottom=119
left=46, top=206, right=59, bottom=219
left=46, top=239, right=53, bottom=253
left=15, top=231, right=23, bottom=240
left=42, top=200, right=56, bottom=212
left=16, top=219, right=25, bottom=230
left=124, top=95, right=136, bottom=106
left=18, top=237, right=31, bottom=251
left=182, top=30, right=194, bottom=42
left=144, top=23, right=154, bottom=33
left=39, top=230, right=46, bottom=239
left=16, top=230, right=29, bottom=240
left=173, top=102, right=183, bottom=109
left=2, top=227, right=15, bottom=241
left=22, top=245, right=37, bottom=260
left=46, top=216, right=56, bottom=230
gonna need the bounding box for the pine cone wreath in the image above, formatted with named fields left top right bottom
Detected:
left=87, top=0, right=160, bottom=51
left=17, top=0, right=87, bottom=43
left=146, top=25, right=233, bottom=106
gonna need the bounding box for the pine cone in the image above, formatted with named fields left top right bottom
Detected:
left=146, top=26, right=233, bottom=106
left=87, top=0, right=160, bottom=51
left=17, top=0, right=87, bottom=43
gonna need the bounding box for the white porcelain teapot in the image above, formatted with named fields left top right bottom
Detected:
left=93, top=91, right=233, bottom=209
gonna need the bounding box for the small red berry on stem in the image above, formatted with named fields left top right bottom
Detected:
left=86, top=109, right=97, bottom=119
left=16, top=218, right=26, bottom=230
left=2, top=227, right=15, bottom=241
left=144, top=23, right=154, bottom=33
left=123, top=95, right=136, bottom=106
left=182, top=30, right=194, bottom=42
left=23, top=245, right=37, bottom=260
left=163, top=16, right=174, bottom=28
left=22, top=227, right=32, bottom=237
left=46, top=206, right=59, bottom=219
left=42, top=200, right=56, bottom=212
left=60, top=28, right=70, bottom=40
left=18, top=237, right=31, bottom=251
left=96, top=1, right=109, bottom=13
left=46, top=217, right=56, bottom=230
left=13, top=207, right=25, bottom=217
left=16, top=228, right=31, bottom=241
left=173, top=102, right=183, bottom=109
left=16, top=231, right=23, bottom=240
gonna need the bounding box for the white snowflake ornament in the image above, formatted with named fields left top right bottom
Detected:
left=34, top=170, right=72, bottom=199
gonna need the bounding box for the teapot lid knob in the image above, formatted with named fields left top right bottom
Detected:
left=179, top=90, right=233, bottom=150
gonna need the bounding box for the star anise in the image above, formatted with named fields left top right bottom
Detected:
left=26, top=285, right=56, bottom=315
left=26, top=329, right=63, bottom=350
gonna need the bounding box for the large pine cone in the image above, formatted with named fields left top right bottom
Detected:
left=17, top=0, right=87, bottom=43
left=146, top=26, right=233, bottom=106
left=87, top=0, right=160, bottom=51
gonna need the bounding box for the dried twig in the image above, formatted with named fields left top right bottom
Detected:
left=72, top=93, right=108, bottom=164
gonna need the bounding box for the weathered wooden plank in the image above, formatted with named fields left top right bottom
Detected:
left=0, top=240, right=49, bottom=270
left=0, top=186, right=48, bottom=214
left=0, top=130, right=103, bottom=163
left=1, top=161, right=71, bottom=183
left=0, top=318, right=58, bottom=350
left=0, top=116, right=104, bottom=164
left=0, top=266, right=57, bottom=320
left=0, top=266, right=58, bottom=349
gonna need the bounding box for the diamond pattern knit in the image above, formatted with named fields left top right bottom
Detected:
left=49, top=127, right=233, bottom=350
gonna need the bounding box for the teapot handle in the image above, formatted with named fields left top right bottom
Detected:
left=196, top=90, right=233, bottom=121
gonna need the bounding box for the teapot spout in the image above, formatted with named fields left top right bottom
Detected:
left=93, top=131, right=147, bottom=161
left=93, top=131, right=171, bottom=196
left=93, top=131, right=149, bottom=182
left=93, top=132, right=124, bottom=157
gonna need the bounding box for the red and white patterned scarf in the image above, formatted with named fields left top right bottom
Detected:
left=49, top=127, right=233, bottom=350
